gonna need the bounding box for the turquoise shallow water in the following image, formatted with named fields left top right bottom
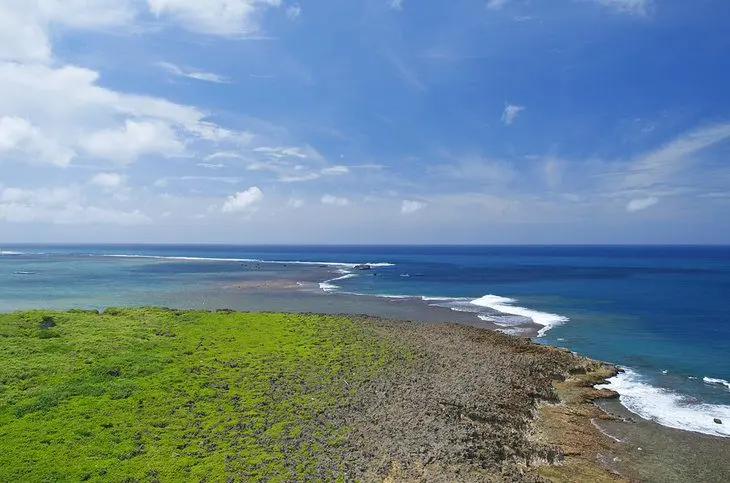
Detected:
left=1, top=244, right=729, bottom=437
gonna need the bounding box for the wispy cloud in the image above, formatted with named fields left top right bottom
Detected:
left=486, top=0, right=511, bottom=10
left=286, top=4, right=302, bottom=20
left=592, top=0, right=651, bottom=16
left=155, top=176, right=245, bottom=188
left=501, top=104, right=525, bottom=125
left=622, top=123, right=730, bottom=189
left=434, top=154, right=516, bottom=185
left=321, top=194, right=349, bottom=206
left=388, top=54, right=426, bottom=91
left=157, top=61, right=230, bottom=84
left=387, top=0, right=404, bottom=11
left=627, top=197, right=659, bottom=212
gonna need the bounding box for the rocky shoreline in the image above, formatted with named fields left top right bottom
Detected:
left=318, top=315, right=624, bottom=481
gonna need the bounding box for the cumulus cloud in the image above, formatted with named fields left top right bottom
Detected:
left=401, top=200, right=426, bottom=214
left=626, top=197, right=658, bottom=212
left=0, top=0, right=135, bottom=63
left=90, top=172, right=126, bottom=189
left=0, top=2, right=258, bottom=171
left=501, top=104, right=525, bottom=125
left=157, top=61, right=230, bottom=83
left=222, top=186, right=264, bottom=213
left=0, top=116, right=75, bottom=166
left=0, top=61, right=246, bottom=167
left=148, top=0, right=282, bottom=37
left=321, top=194, right=349, bottom=206
left=82, top=120, right=185, bottom=162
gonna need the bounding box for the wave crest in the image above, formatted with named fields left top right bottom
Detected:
left=703, top=377, right=730, bottom=391
left=597, top=369, right=730, bottom=437
left=471, top=294, right=568, bottom=337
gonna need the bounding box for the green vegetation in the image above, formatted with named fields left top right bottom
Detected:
left=0, top=308, right=407, bottom=481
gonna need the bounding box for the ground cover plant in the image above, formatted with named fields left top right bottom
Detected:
left=0, top=308, right=404, bottom=481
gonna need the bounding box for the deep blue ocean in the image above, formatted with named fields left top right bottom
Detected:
left=1, top=245, right=729, bottom=437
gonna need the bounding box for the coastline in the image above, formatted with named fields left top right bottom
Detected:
left=2, top=250, right=729, bottom=480
left=217, top=280, right=730, bottom=481
left=0, top=308, right=617, bottom=481
left=1, top=307, right=728, bottom=480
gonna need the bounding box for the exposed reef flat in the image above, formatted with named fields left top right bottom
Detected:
left=2, top=308, right=726, bottom=481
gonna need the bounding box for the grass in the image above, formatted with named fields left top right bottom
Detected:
left=0, top=308, right=407, bottom=482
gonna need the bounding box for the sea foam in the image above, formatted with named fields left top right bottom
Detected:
left=703, top=377, right=730, bottom=391
left=319, top=273, right=358, bottom=292
left=597, top=369, right=730, bottom=437
left=99, top=253, right=394, bottom=268
left=471, top=294, right=569, bottom=337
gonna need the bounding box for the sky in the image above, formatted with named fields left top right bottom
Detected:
left=1, top=0, right=730, bottom=244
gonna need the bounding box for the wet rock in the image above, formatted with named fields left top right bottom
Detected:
left=353, top=264, right=371, bottom=271
left=714, top=418, right=723, bottom=425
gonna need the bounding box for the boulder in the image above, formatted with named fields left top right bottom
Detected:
left=353, top=264, right=372, bottom=271
left=714, top=418, right=723, bottom=425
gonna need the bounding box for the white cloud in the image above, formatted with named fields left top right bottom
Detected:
left=279, top=173, right=321, bottom=182
left=82, top=120, right=185, bottom=163
left=622, top=123, right=730, bottom=189
left=287, top=198, right=304, bottom=209
left=486, top=0, right=510, bottom=10
left=593, top=0, right=650, bottom=16
left=401, top=200, right=426, bottom=214
left=0, top=203, right=150, bottom=225
left=387, top=0, right=403, bottom=11
left=626, top=197, right=659, bottom=212
left=286, top=4, right=301, bottom=19
left=501, top=104, right=525, bottom=125
left=157, top=62, right=230, bottom=83
left=0, top=186, right=150, bottom=225
left=0, top=186, right=79, bottom=205
left=90, top=172, right=126, bottom=189
left=0, top=0, right=135, bottom=63
left=0, top=116, right=75, bottom=166
left=321, top=194, right=349, bottom=206
left=254, top=146, right=312, bottom=159
left=196, top=162, right=225, bottom=169
left=147, top=0, right=282, bottom=37
left=0, top=61, right=250, bottom=167
left=437, top=155, right=516, bottom=184
left=222, top=186, right=264, bottom=212
left=322, top=165, right=349, bottom=175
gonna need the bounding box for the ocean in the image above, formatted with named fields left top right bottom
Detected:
left=1, top=244, right=729, bottom=438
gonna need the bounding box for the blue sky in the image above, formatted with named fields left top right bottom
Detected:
left=1, top=0, right=730, bottom=244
